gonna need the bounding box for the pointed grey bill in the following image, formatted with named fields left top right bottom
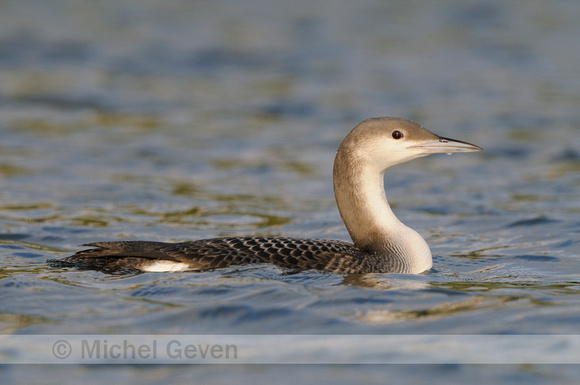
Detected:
left=408, top=136, right=483, bottom=154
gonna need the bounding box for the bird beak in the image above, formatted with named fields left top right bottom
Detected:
left=408, top=136, right=483, bottom=154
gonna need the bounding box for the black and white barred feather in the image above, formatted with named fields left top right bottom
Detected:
left=48, top=237, right=409, bottom=274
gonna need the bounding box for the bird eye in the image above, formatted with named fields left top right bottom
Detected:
left=392, top=130, right=403, bottom=139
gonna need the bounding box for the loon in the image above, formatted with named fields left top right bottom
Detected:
left=48, top=117, right=482, bottom=274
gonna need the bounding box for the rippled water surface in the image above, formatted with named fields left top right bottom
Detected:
left=2, top=0, right=580, bottom=383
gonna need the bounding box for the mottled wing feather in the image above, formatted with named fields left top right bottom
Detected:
left=48, top=237, right=393, bottom=274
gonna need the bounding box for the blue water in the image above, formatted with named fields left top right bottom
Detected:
left=2, top=0, right=580, bottom=383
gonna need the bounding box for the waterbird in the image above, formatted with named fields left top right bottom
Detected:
left=48, top=117, right=482, bottom=274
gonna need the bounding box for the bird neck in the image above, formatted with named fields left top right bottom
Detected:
left=333, top=150, right=432, bottom=273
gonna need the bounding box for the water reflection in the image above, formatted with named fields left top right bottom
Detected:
left=356, top=296, right=490, bottom=323
left=343, top=274, right=431, bottom=290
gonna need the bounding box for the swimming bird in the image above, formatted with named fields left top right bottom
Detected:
left=48, top=117, right=482, bottom=274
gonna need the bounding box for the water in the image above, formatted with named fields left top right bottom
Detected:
left=1, top=0, right=580, bottom=382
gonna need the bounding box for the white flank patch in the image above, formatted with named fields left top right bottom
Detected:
left=141, top=261, right=191, bottom=272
